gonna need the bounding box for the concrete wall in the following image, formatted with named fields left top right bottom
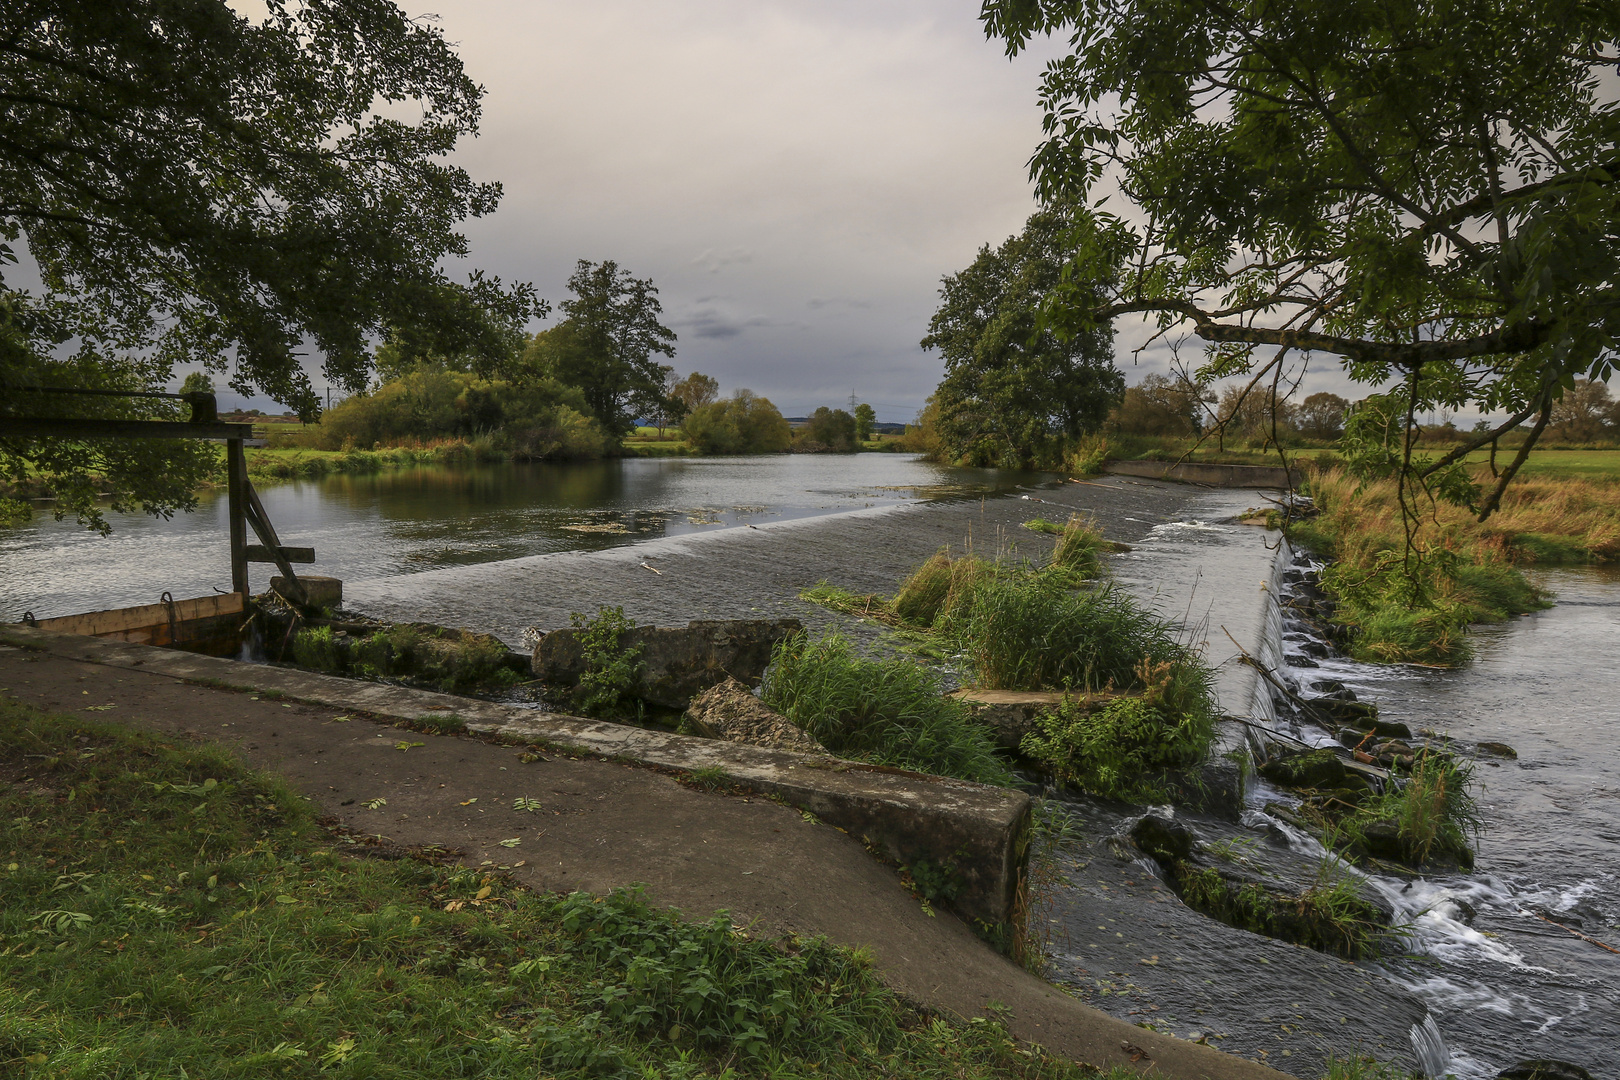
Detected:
left=1104, top=459, right=1299, bottom=488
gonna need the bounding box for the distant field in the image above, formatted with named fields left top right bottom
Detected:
left=1462, top=448, right=1620, bottom=479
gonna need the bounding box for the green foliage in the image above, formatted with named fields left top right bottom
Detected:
left=1333, top=750, right=1482, bottom=868
left=681, top=390, right=792, bottom=455
left=1175, top=859, right=1386, bottom=960
left=763, top=632, right=1014, bottom=786
left=981, top=0, right=1620, bottom=519
left=797, top=406, right=858, bottom=452
left=520, top=260, right=676, bottom=436
left=291, top=625, right=344, bottom=673
left=2, top=1, right=541, bottom=529
left=0, top=698, right=1116, bottom=1080
left=938, top=573, right=1210, bottom=714
left=570, top=606, right=645, bottom=718
left=297, top=365, right=608, bottom=461
left=1019, top=683, right=1213, bottom=802
left=854, top=402, right=877, bottom=441
left=922, top=207, right=1124, bottom=469
left=1047, top=515, right=1106, bottom=581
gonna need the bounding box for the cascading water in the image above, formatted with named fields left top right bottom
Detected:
left=1254, top=549, right=1620, bottom=1078
left=1041, top=499, right=1616, bottom=1079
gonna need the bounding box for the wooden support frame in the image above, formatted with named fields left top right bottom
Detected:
left=0, top=412, right=315, bottom=606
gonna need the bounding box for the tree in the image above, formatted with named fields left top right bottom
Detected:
left=921, top=207, right=1124, bottom=468
left=681, top=390, right=791, bottom=455
left=853, top=402, right=876, bottom=442
left=1216, top=384, right=1298, bottom=446
left=983, top=0, right=1620, bottom=519
left=1107, top=373, right=1208, bottom=438
left=798, top=406, right=858, bottom=452
left=1296, top=393, right=1352, bottom=442
left=1547, top=379, right=1617, bottom=443
left=2, top=0, right=540, bottom=530
left=669, top=372, right=720, bottom=415
left=523, top=260, right=676, bottom=436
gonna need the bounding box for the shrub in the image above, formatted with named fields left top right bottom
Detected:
left=1048, top=515, right=1106, bottom=580
left=938, top=573, right=1210, bottom=714
left=291, top=625, right=344, bottom=672
left=570, top=606, right=644, bottom=717
left=763, top=632, right=1012, bottom=786
left=681, top=390, right=792, bottom=454
left=1017, top=664, right=1215, bottom=801
left=892, top=552, right=954, bottom=625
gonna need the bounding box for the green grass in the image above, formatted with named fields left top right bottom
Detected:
left=762, top=632, right=1014, bottom=786
left=0, top=698, right=1124, bottom=1080
left=1174, top=859, right=1389, bottom=960
left=1460, top=447, right=1620, bottom=480
left=1329, top=749, right=1481, bottom=869
left=1018, top=692, right=1214, bottom=803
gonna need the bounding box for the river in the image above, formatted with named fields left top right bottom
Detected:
left=2, top=455, right=1613, bottom=1077
left=0, top=454, right=1030, bottom=622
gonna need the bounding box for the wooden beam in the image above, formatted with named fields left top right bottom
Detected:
left=242, top=479, right=305, bottom=602
left=26, top=593, right=245, bottom=638
left=245, top=545, right=315, bottom=564
left=227, top=439, right=249, bottom=596
left=0, top=417, right=254, bottom=441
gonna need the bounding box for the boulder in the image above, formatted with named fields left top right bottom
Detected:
left=684, top=677, right=826, bottom=754
left=1258, top=747, right=1348, bottom=790
left=1496, top=1062, right=1595, bottom=1080
left=1477, top=740, right=1518, bottom=758
left=533, top=618, right=802, bottom=709
left=1130, top=812, right=1196, bottom=862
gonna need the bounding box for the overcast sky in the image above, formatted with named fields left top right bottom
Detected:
left=219, top=0, right=1375, bottom=419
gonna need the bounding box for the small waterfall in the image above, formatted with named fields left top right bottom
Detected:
left=1410, top=1016, right=1452, bottom=1079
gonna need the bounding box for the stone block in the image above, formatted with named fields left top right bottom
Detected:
left=272, top=574, right=342, bottom=608
left=533, top=618, right=801, bottom=709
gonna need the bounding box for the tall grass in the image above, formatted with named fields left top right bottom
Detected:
left=762, top=632, right=1013, bottom=786
left=1333, top=749, right=1481, bottom=868
left=937, top=573, right=1213, bottom=715
left=1292, top=465, right=1615, bottom=663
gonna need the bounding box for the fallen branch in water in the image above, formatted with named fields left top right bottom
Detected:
left=1521, top=909, right=1620, bottom=955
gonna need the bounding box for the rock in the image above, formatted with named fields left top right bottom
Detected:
left=1309, top=679, right=1357, bottom=701
left=1309, top=696, right=1389, bottom=728
left=272, top=574, right=342, bottom=608
left=533, top=618, right=802, bottom=709
left=1258, top=747, right=1348, bottom=790
left=1357, top=819, right=1406, bottom=861
left=1477, top=740, right=1518, bottom=758
left=1283, top=652, right=1321, bottom=668
left=1130, top=812, right=1196, bottom=862
left=1332, top=708, right=1414, bottom=741
left=1495, top=1061, right=1595, bottom=1080
left=684, top=677, right=826, bottom=753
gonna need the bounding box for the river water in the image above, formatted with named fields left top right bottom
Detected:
left=0, top=454, right=1030, bottom=622
left=3, top=456, right=1613, bottom=1077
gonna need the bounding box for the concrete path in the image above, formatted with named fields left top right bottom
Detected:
left=0, top=640, right=1288, bottom=1080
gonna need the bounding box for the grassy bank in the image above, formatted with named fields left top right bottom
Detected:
left=1292, top=465, right=1620, bottom=664
left=0, top=697, right=1120, bottom=1080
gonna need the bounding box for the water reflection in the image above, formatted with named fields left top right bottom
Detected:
left=1, top=453, right=1038, bottom=620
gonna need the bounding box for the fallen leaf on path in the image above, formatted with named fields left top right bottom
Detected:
left=459, top=798, right=478, bottom=806
left=395, top=741, right=424, bottom=751
left=84, top=705, right=116, bottom=711
left=498, top=839, right=521, bottom=848
left=363, top=798, right=386, bottom=810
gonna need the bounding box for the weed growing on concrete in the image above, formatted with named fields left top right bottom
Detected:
left=1018, top=667, right=1215, bottom=802
left=763, top=632, right=1014, bottom=786
left=292, top=622, right=521, bottom=694
left=0, top=698, right=1115, bottom=1080
left=569, top=605, right=644, bottom=718
left=290, top=624, right=343, bottom=672
left=681, top=765, right=734, bottom=792
left=413, top=711, right=467, bottom=735
left=1008, top=799, right=1082, bottom=975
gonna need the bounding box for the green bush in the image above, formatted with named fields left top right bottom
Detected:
left=763, top=632, right=1013, bottom=786
left=1018, top=680, right=1214, bottom=802
left=1048, top=515, right=1106, bottom=580
left=290, top=624, right=345, bottom=672
left=570, top=606, right=644, bottom=717
left=681, top=390, right=792, bottom=454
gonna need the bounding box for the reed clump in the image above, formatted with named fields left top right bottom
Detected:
left=762, top=632, right=1013, bottom=786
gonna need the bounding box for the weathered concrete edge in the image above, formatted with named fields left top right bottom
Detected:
left=1104, top=459, right=1299, bottom=488
left=0, top=625, right=1030, bottom=928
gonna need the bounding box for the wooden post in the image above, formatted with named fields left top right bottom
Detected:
left=227, top=438, right=249, bottom=597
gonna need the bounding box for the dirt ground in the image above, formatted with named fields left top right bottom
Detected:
left=1, top=642, right=1287, bottom=1080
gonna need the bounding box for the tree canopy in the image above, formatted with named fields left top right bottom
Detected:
left=982, top=0, right=1620, bottom=515
left=2, top=0, right=538, bottom=528
left=521, top=260, right=676, bottom=436
left=922, top=207, right=1123, bottom=468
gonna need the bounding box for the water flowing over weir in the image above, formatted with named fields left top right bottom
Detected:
left=1052, top=504, right=1620, bottom=1080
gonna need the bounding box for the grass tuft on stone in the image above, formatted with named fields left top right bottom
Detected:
left=763, top=632, right=1014, bottom=786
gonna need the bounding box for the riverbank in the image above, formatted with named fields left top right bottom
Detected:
left=1288, top=466, right=1620, bottom=664
left=0, top=638, right=1288, bottom=1080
